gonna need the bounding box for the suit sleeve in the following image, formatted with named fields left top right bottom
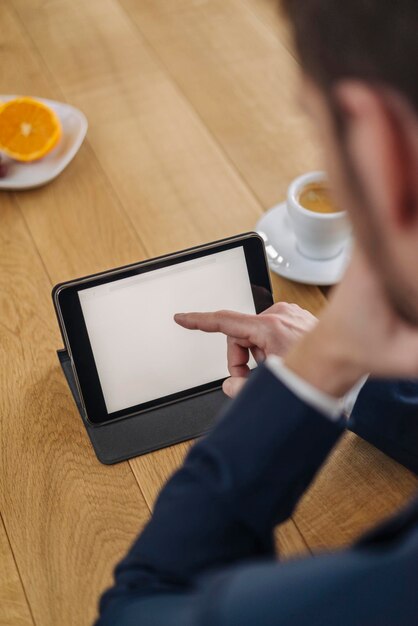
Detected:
left=348, top=379, right=418, bottom=473
left=97, top=363, right=345, bottom=618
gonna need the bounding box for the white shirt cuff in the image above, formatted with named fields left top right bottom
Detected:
left=265, top=354, right=367, bottom=421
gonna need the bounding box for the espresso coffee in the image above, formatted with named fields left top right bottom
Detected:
left=298, top=182, right=341, bottom=214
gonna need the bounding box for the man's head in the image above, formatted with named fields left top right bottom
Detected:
left=281, top=0, right=418, bottom=324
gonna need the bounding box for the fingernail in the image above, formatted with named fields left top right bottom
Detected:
left=222, top=379, right=232, bottom=396
left=174, top=313, right=185, bottom=319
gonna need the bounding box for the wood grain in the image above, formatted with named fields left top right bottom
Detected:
left=239, top=0, right=295, bottom=54
left=10, top=0, right=311, bottom=563
left=11, top=0, right=264, bottom=254
left=11, top=0, right=325, bottom=312
left=295, top=433, right=418, bottom=551
left=1, top=1, right=417, bottom=623
left=117, top=0, right=322, bottom=209
left=0, top=10, right=153, bottom=623
left=0, top=514, right=33, bottom=626
left=0, top=191, right=150, bottom=626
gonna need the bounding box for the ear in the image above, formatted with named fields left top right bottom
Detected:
left=334, top=81, right=418, bottom=230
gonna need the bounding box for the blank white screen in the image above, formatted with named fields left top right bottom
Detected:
left=78, top=247, right=256, bottom=413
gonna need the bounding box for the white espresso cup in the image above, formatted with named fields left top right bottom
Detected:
left=287, top=171, right=351, bottom=260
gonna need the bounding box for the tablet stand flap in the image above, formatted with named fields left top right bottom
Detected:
left=57, top=349, right=228, bottom=465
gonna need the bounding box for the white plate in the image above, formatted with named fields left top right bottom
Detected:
left=0, top=95, right=88, bottom=190
left=256, top=202, right=352, bottom=286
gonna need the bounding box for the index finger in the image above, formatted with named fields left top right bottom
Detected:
left=174, top=310, right=259, bottom=342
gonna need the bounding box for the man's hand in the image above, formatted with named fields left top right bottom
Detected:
left=174, top=303, right=317, bottom=397
left=176, top=249, right=418, bottom=401
left=284, top=249, right=418, bottom=397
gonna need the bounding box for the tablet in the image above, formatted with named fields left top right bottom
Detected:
left=53, top=233, right=273, bottom=426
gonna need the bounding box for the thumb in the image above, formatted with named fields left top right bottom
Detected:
left=222, top=376, right=247, bottom=398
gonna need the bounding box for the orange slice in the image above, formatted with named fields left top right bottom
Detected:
left=0, top=97, right=62, bottom=162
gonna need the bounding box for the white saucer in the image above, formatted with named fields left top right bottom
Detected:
left=0, top=95, right=88, bottom=190
left=256, top=202, right=351, bottom=285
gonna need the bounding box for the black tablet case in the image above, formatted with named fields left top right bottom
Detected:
left=58, top=349, right=228, bottom=465
left=59, top=347, right=418, bottom=474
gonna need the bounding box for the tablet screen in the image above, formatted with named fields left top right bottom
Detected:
left=78, top=246, right=256, bottom=414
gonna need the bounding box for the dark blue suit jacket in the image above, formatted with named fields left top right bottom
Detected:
left=96, top=365, right=418, bottom=625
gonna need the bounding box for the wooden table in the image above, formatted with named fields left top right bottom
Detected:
left=1, top=1, right=417, bottom=624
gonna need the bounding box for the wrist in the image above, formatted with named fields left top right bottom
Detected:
left=283, top=326, right=367, bottom=398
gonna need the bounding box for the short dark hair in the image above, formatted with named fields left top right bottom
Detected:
left=281, top=0, right=417, bottom=111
